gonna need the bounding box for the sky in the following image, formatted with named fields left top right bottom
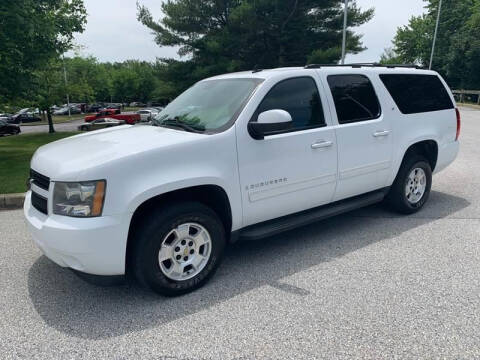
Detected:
left=68, top=0, right=427, bottom=64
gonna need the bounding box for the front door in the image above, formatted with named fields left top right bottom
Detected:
left=236, top=75, right=338, bottom=227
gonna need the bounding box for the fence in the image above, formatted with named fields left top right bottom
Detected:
left=453, top=90, right=480, bottom=105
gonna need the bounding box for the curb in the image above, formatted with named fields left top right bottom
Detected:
left=0, top=193, right=26, bottom=210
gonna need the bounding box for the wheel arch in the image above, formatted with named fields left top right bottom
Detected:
left=403, top=139, right=438, bottom=171
left=393, top=139, right=438, bottom=183
left=125, top=184, right=233, bottom=274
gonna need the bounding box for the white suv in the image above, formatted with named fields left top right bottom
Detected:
left=24, top=64, right=460, bottom=296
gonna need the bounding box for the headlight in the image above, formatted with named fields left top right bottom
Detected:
left=53, top=180, right=106, bottom=217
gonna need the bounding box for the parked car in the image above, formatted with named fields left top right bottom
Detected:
left=85, top=109, right=140, bottom=125
left=53, top=106, right=82, bottom=116
left=16, top=107, right=39, bottom=115
left=106, top=103, right=123, bottom=110
left=24, top=65, right=460, bottom=296
left=78, top=118, right=126, bottom=131
left=0, top=119, right=20, bottom=135
left=129, top=102, right=146, bottom=107
left=11, top=112, right=42, bottom=123
left=86, top=104, right=105, bottom=113
left=137, top=108, right=159, bottom=122
left=0, top=113, right=14, bottom=123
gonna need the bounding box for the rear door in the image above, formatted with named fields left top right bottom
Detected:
left=320, top=72, right=393, bottom=201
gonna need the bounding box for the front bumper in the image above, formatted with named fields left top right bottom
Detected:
left=24, top=191, right=130, bottom=276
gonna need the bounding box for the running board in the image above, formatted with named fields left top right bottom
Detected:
left=238, top=189, right=388, bottom=241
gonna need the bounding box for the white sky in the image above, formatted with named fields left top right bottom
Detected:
left=69, top=0, right=427, bottom=64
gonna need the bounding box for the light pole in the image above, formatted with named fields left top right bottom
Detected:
left=429, top=0, right=442, bottom=70
left=341, top=0, right=348, bottom=64
left=62, top=54, right=71, bottom=117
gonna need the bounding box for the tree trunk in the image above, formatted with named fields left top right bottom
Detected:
left=47, top=108, right=55, bottom=133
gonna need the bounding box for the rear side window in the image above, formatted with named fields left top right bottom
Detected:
left=255, top=77, right=326, bottom=130
left=327, top=75, right=381, bottom=124
left=379, top=74, right=454, bottom=114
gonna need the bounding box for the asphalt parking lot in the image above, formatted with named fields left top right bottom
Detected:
left=1, top=107, right=479, bottom=359
left=20, top=119, right=84, bottom=134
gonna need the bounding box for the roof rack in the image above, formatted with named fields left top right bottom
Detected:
left=304, top=63, right=425, bottom=70
left=252, top=65, right=264, bottom=73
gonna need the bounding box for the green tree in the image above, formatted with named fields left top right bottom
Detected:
left=387, top=0, right=480, bottom=89
left=138, top=0, right=374, bottom=96
left=33, top=60, right=66, bottom=133
left=64, top=57, right=108, bottom=104
left=379, top=47, right=402, bottom=65
left=0, top=0, right=87, bottom=131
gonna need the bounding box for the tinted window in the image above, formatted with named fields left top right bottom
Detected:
left=255, top=77, right=325, bottom=130
left=379, top=74, right=453, bottom=114
left=327, top=75, right=381, bottom=124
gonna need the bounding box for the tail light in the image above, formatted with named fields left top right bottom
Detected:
left=455, top=108, right=461, bottom=141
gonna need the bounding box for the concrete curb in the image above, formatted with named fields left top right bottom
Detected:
left=0, top=193, right=26, bottom=210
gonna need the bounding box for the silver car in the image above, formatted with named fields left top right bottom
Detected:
left=78, top=118, right=126, bottom=131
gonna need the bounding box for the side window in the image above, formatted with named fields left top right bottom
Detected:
left=379, top=74, right=454, bottom=114
left=327, top=74, right=381, bottom=124
left=255, top=77, right=325, bottom=130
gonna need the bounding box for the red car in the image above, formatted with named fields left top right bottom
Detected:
left=85, top=109, right=140, bottom=125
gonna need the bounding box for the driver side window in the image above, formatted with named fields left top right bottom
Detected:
left=254, top=77, right=326, bottom=131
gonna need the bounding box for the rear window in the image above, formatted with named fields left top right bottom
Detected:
left=379, top=74, right=454, bottom=114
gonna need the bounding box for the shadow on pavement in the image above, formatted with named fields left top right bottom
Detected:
left=28, top=190, right=469, bottom=340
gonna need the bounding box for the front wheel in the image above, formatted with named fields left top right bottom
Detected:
left=386, top=155, right=432, bottom=214
left=132, top=202, right=226, bottom=296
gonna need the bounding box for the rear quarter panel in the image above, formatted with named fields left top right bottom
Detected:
left=377, top=71, right=458, bottom=184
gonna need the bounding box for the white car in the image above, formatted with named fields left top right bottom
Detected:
left=137, top=109, right=159, bottom=122
left=24, top=64, right=460, bottom=296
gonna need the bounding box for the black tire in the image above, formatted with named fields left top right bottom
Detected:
left=386, top=155, right=432, bottom=214
left=132, top=202, right=226, bottom=296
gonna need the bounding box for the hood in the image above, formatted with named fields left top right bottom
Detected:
left=31, top=125, right=204, bottom=180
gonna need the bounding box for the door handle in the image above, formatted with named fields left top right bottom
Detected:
left=373, top=130, right=390, bottom=137
left=311, top=140, right=333, bottom=149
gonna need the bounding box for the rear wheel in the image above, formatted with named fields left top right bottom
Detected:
left=386, top=155, right=432, bottom=214
left=132, top=202, right=226, bottom=296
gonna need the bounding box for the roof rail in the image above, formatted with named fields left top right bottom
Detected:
left=304, top=63, right=425, bottom=70
left=252, top=65, right=264, bottom=73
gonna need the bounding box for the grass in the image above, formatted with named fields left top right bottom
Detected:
left=124, top=107, right=143, bottom=112
left=0, top=132, right=78, bottom=194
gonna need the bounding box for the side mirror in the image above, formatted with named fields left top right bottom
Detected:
left=248, top=109, right=293, bottom=140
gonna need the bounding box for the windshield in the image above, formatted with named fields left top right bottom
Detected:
left=153, top=78, right=262, bottom=132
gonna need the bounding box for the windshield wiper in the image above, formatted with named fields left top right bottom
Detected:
left=159, top=117, right=205, bottom=133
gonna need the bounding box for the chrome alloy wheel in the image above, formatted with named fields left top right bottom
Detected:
left=158, top=222, right=212, bottom=281
left=405, top=167, right=427, bottom=204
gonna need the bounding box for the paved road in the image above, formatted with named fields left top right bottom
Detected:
left=1, top=108, right=479, bottom=359
left=20, top=119, right=84, bottom=134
